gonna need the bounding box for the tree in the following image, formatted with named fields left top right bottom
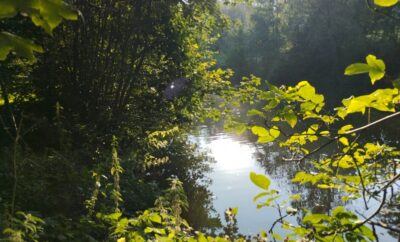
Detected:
left=217, top=56, right=399, bottom=241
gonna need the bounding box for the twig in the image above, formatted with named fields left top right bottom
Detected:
left=292, top=111, right=400, bottom=162
left=345, top=111, right=400, bottom=135
left=377, top=173, right=400, bottom=193
left=321, top=190, right=387, bottom=237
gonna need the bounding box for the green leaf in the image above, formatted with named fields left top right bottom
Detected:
left=303, top=213, right=330, bottom=224
left=260, top=230, right=268, bottom=238
left=298, top=82, right=316, bottom=100
left=251, top=126, right=269, bottom=137
left=269, top=126, right=280, bottom=138
left=251, top=126, right=280, bottom=143
left=332, top=206, right=346, bottom=217
left=344, top=63, right=370, bottom=75
left=0, top=0, right=78, bottom=34
left=338, top=125, right=354, bottom=134
left=320, top=130, right=330, bottom=136
left=106, top=212, right=122, bottom=221
left=300, top=102, right=316, bottom=112
left=231, top=207, right=238, bottom=215
left=0, top=1, right=17, bottom=18
left=247, top=108, right=266, bottom=118
left=263, top=98, right=280, bottom=110
left=366, top=55, right=386, bottom=84
left=253, top=192, right=269, bottom=202
left=149, top=214, right=162, bottom=224
left=250, top=172, right=271, bottom=190
left=284, top=110, right=297, bottom=128
left=344, top=55, right=385, bottom=85
left=359, top=225, right=375, bottom=241
left=272, top=233, right=282, bottom=240
left=144, top=227, right=166, bottom=235
left=0, top=32, right=43, bottom=61
left=369, top=69, right=385, bottom=84
left=374, top=0, right=399, bottom=7
left=393, top=79, right=400, bottom=89
left=339, top=137, right=349, bottom=146
left=317, top=184, right=335, bottom=189
left=232, top=122, right=247, bottom=134
left=289, top=194, right=302, bottom=201
left=257, top=135, right=275, bottom=143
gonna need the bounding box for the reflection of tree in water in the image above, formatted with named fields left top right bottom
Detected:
left=377, top=193, right=400, bottom=238
left=144, top=136, right=222, bottom=232
left=254, top=144, right=342, bottom=216
left=221, top=208, right=248, bottom=240
left=254, top=129, right=400, bottom=239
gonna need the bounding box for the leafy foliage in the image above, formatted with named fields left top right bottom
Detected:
left=1, top=0, right=400, bottom=241
left=220, top=54, right=400, bottom=241
left=0, top=0, right=76, bottom=61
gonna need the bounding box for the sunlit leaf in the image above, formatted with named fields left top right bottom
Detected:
left=374, top=0, right=399, bottom=7
left=247, top=108, right=265, bottom=118
left=251, top=126, right=269, bottom=137
left=283, top=109, right=297, bottom=128
left=339, top=137, right=349, bottom=146
left=338, top=125, right=354, bottom=134
left=272, top=233, right=282, bottom=240
left=344, top=63, right=370, bottom=75
left=303, top=213, right=330, bottom=224
left=359, top=225, right=375, bottom=241
left=250, top=172, right=271, bottom=190
left=270, top=126, right=280, bottom=138
left=263, top=98, right=279, bottom=110
left=297, top=82, right=316, bottom=100
left=231, top=207, right=238, bottom=215
left=253, top=192, right=269, bottom=202
left=345, top=55, right=385, bottom=84
left=289, top=194, right=301, bottom=201
left=317, top=184, right=336, bottom=189
left=149, top=213, right=162, bottom=224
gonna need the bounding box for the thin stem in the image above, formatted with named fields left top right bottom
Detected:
left=346, top=111, right=400, bottom=135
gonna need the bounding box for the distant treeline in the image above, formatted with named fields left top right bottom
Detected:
left=217, top=0, right=400, bottom=103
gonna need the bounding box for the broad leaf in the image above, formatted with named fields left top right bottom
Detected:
left=0, top=32, right=43, bottom=61
left=250, top=172, right=271, bottom=190
left=344, top=55, right=385, bottom=85
left=374, top=0, right=399, bottom=7
left=251, top=126, right=269, bottom=137
left=284, top=110, right=297, bottom=128
left=366, top=55, right=385, bottom=84
left=344, top=63, right=370, bottom=75
left=339, top=137, right=349, bottom=146
left=247, top=108, right=265, bottom=118
left=0, top=0, right=78, bottom=34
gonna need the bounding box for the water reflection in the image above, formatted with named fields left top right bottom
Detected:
left=193, top=125, right=297, bottom=236
left=209, top=136, right=256, bottom=172
left=191, top=123, right=397, bottom=240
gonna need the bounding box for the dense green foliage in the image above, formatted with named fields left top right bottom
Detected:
left=0, top=0, right=227, bottom=240
left=0, top=0, right=399, bottom=241
left=217, top=0, right=400, bottom=103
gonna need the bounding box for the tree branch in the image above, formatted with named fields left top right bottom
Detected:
left=346, top=111, right=400, bottom=135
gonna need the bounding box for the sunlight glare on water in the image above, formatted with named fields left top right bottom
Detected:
left=209, top=136, right=256, bottom=172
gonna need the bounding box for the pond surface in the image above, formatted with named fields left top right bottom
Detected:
left=190, top=123, right=398, bottom=241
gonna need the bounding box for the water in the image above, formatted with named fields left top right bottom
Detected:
left=190, top=123, right=398, bottom=241
left=193, top=125, right=299, bottom=236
